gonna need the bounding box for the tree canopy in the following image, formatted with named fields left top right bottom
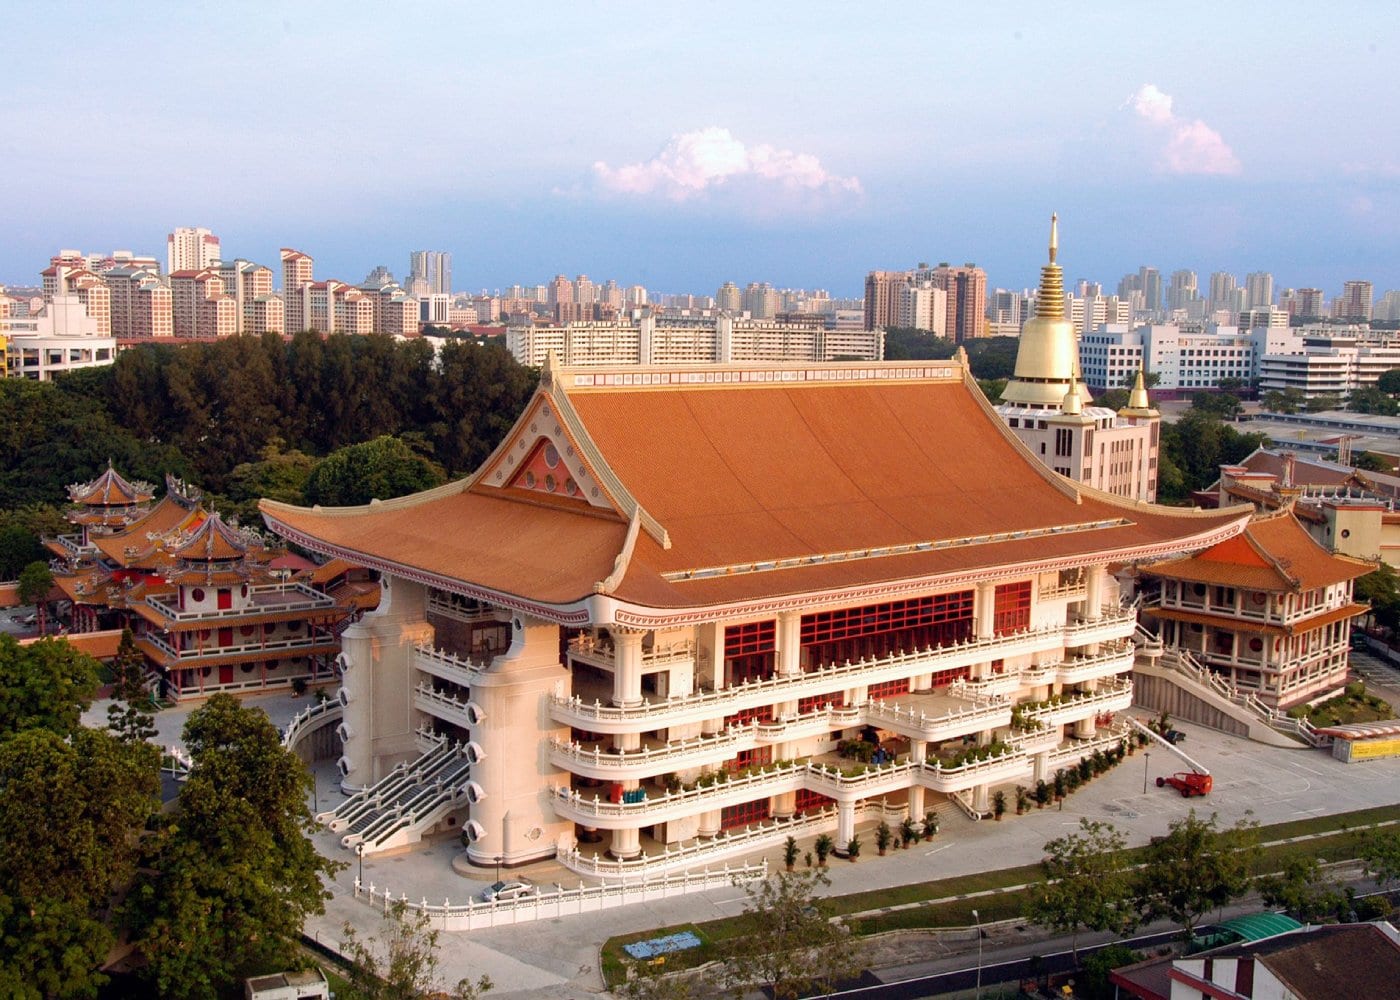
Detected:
left=129, top=694, right=342, bottom=998
left=0, top=727, right=159, bottom=998
left=0, top=635, right=100, bottom=741
left=1134, top=810, right=1259, bottom=938
left=303, top=435, right=447, bottom=507
left=1027, top=819, right=1135, bottom=960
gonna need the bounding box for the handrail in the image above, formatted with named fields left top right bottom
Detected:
left=282, top=698, right=343, bottom=749
left=145, top=581, right=337, bottom=622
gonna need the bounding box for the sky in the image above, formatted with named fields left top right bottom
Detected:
left=5, top=1, right=1399, bottom=298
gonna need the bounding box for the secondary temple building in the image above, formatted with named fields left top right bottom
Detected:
left=263, top=354, right=1249, bottom=874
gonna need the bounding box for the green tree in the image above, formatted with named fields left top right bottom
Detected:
left=0, top=727, right=159, bottom=999
left=1348, top=388, right=1399, bottom=417
left=1079, top=944, right=1140, bottom=1000
left=0, top=635, right=100, bottom=740
left=882, top=329, right=958, bottom=361
left=107, top=628, right=157, bottom=743
left=1355, top=564, right=1400, bottom=631
left=1096, top=388, right=1130, bottom=410
left=130, top=694, right=342, bottom=998
left=339, top=901, right=493, bottom=1000
left=303, top=435, right=446, bottom=507
left=1353, top=451, right=1395, bottom=473
left=1376, top=368, right=1400, bottom=395
left=713, top=869, right=861, bottom=1000
left=17, top=560, right=54, bottom=632
left=1191, top=391, right=1242, bottom=420
left=1260, top=388, right=1305, bottom=414
left=0, top=525, right=45, bottom=581
left=1256, top=854, right=1342, bottom=921
left=1027, top=819, right=1134, bottom=962
left=1359, top=828, right=1400, bottom=888
left=1305, top=393, right=1342, bottom=413
left=1135, top=810, right=1260, bottom=939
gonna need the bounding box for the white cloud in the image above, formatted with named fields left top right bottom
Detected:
left=1127, top=84, right=1241, bottom=176
left=591, top=127, right=862, bottom=202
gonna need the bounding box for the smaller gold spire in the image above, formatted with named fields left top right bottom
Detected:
left=1127, top=369, right=1150, bottom=410
left=1035, top=213, right=1065, bottom=321
left=1062, top=356, right=1084, bottom=415
left=1049, top=212, right=1058, bottom=265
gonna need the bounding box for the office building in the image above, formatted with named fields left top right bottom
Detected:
left=409, top=251, right=452, bottom=295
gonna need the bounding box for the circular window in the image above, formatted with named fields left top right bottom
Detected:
left=1249, top=638, right=1263, bottom=652
left=1252, top=593, right=1266, bottom=606
left=201, top=666, right=212, bottom=677
left=544, top=474, right=557, bottom=492
left=241, top=663, right=255, bottom=674
left=1192, top=583, right=1206, bottom=597
left=1340, top=529, right=1351, bottom=539
left=565, top=478, right=579, bottom=496
left=544, top=443, right=560, bottom=468
left=191, top=588, right=206, bottom=603
left=524, top=470, right=536, bottom=488
left=240, top=625, right=255, bottom=636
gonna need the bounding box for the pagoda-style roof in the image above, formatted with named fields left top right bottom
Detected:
left=91, top=494, right=206, bottom=568
left=169, top=513, right=257, bottom=563
left=263, top=361, right=1249, bottom=623
left=1141, top=508, right=1376, bottom=593
left=68, top=463, right=155, bottom=507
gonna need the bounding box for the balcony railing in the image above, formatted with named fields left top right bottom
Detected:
left=549, top=621, right=1074, bottom=730
left=1020, top=680, right=1134, bottom=727
left=145, top=582, right=337, bottom=623
left=567, top=636, right=697, bottom=673
left=413, top=643, right=486, bottom=688
left=414, top=683, right=475, bottom=729
left=282, top=699, right=344, bottom=751
left=1053, top=643, right=1135, bottom=685
left=140, top=630, right=334, bottom=661
left=548, top=728, right=749, bottom=778
left=862, top=696, right=1011, bottom=741
left=426, top=592, right=508, bottom=625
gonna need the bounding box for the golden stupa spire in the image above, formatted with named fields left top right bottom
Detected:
left=1128, top=369, right=1150, bottom=410
left=1037, top=213, right=1065, bottom=321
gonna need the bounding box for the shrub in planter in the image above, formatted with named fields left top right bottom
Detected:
left=993, top=790, right=1006, bottom=820
left=875, top=822, right=892, bottom=855
left=923, top=811, right=940, bottom=839
left=814, top=834, right=834, bottom=866
left=1035, top=780, right=1050, bottom=807
left=846, top=836, right=862, bottom=861
left=1053, top=769, right=1067, bottom=800
left=1015, top=785, right=1029, bottom=814
left=783, top=835, right=799, bottom=871
left=1065, top=769, right=1081, bottom=793
left=901, top=817, right=918, bottom=846
left=1077, top=757, right=1092, bottom=782
left=292, top=676, right=308, bottom=696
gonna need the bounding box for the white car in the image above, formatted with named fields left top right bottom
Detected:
left=480, top=879, right=536, bottom=902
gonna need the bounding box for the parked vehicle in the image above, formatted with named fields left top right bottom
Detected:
left=480, top=879, right=537, bottom=902
left=1156, top=771, right=1212, bottom=797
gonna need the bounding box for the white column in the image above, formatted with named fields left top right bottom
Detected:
left=975, top=581, right=996, bottom=639
left=908, top=785, right=925, bottom=820
left=698, top=809, right=721, bottom=837
left=1033, top=752, right=1049, bottom=783
left=836, top=801, right=856, bottom=849
left=1085, top=565, right=1104, bottom=620
left=973, top=783, right=990, bottom=813
left=610, top=826, right=641, bottom=860
left=775, top=611, right=802, bottom=676
left=612, top=628, right=644, bottom=707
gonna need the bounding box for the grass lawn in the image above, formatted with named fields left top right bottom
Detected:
left=599, top=803, right=1400, bottom=986
left=1296, top=683, right=1396, bottom=726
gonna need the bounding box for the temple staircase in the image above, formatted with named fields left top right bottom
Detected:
left=321, top=737, right=477, bottom=855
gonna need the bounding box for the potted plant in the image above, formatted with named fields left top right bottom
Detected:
left=1015, top=785, right=1029, bottom=815
left=923, top=811, right=939, bottom=839
left=1053, top=769, right=1067, bottom=801
left=804, top=850, right=814, bottom=868
left=900, top=817, right=918, bottom=847
left=1034, top=780, right=1050, bottom=808
left=783, top=835, right=799, bottom=871
left=291, top=676, right=308, bottom=697
left=993, top=790, right=1006, bottom=821
left=876, top=822, right=892, bottom=855
left=814, top=834, right=834, bottom=867
left=846, top=836, right=862, bottom=861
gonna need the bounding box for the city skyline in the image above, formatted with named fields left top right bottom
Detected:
left=5, top=3, right=1399, bottom=295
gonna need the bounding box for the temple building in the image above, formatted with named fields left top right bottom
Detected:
left=996, top=217, right=1161, bottom=501
left=263, top=351, right=1248, bottom=872
left=47, top=465, right=359, bottom=699
left=1137, top=508, right=1373, bottom=709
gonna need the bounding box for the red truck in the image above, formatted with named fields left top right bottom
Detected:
left=1156, top=771, right=1212, bottom=797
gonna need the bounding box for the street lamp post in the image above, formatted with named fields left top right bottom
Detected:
left=495, top=854, right=503, bottom=884
left=356, top=843, right=364, bottom=887
left=1143, top=749, right=1151, bottom=794
left=972, top=908, right=982, bottom=1000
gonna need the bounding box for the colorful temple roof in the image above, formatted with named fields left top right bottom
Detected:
left=67, top=462, right=155, bottom=508
left=1141, top=507, right=1375, bottom=593
left=262, top=361, right=1250, bottom=621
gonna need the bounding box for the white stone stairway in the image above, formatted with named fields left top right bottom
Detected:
left=322, top=739, right=477, bottom=854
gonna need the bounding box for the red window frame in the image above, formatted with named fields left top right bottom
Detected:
left=797, top=691, right=846, bottom=714
left=796, top=789, right=834, bottom=812
left=728, top=746, right=773, bottom=772
left=720, top=798, right=770, bottom=830
left=993, top=581, right=1032, bottom=635
left=724, top=704, right=774, bottom=729
left=725, top=621, right=775, bottom=657
left=868, top=677, right=910, bottom=699
left=800, top=592, right=974, bottom=645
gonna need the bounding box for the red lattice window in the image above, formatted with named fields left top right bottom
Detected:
left=725, top=620, right=776, bottom=684
left=725, top=621, right=776, bottom=657
left=797, top=691, right=846, bottom=714
left=868, top=677, right=910, bottom=699
left=993, top=581, right=1032, bottom=635
left=929, top=664, right=971, bottom=687
left=720, top=798, right=770, bottom=830
left=801, top=593, right=974, bottom=645
left=796, top=789, right=834, bottom=812
left=724, top=704, right=774, bottom=728
left=727, top=746, right=773, bottom=772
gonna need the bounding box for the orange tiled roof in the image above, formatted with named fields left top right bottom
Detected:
left=1142, top=508, right=1375, bottom=593
left=169, top=513, right=254, bottom=562
left=262, top=363, right=1249, bottom=616
left=90, top=495, right=205, bottom=568
left=68, top=464, right=154, bottom=507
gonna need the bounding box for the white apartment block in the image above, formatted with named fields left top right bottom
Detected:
left=2, top=293, right=117, bottom=380
left=896, top=282, right=948, bottom=335
left=167, top=227, right=221, bottom=274
left=506, top=316, right=884, bottom=368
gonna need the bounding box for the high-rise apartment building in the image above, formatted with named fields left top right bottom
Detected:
left=742, top=282, right=778, bottom=321
left=716, top=282, right=741, bottom=313
left=215, top=260, right=276, bottom=334
left=103, top=267, right=173, bottom=339
left=409, top=251, right=452, bottom=295
left=863, top=270, right=906, bottom=330
left=1137, top=267, right=1163, bottom=319
left=1208, top=271, right=1239, bottom=315
left=920, top=263, right=987, bottom=343
left=167, top=227, right=221, bottom=274
left=281, top=249, right=314, bottom=332
left=170, top=269, right=236, bottom=338
left=1245, top=272, right=1274, bottom=311
left=1167, top=270, right=1198, bottom=312
left=1294, top=288, right=1326, bottom=319
left=896, top=282, right=947, bottom=335
left=1338, top=281, right=1373, bottom=321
